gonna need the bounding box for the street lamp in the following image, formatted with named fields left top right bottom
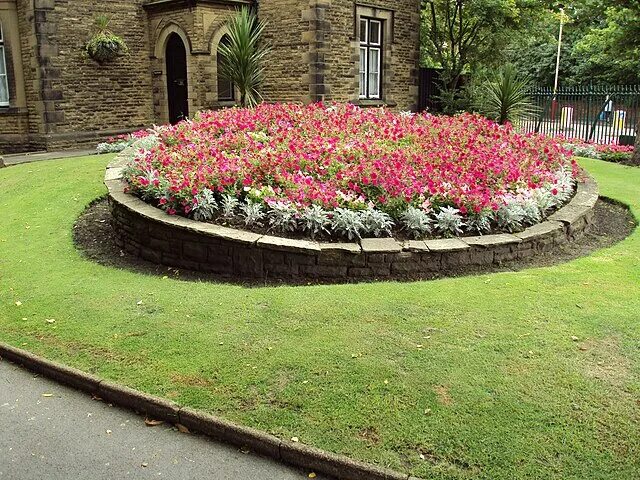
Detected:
left=551, top=4, right=565, bottom=120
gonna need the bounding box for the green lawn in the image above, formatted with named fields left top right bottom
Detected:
left=1, top=156, right=639, bottom=479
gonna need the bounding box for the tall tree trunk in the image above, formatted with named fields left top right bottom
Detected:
left=632, top=118, right=640, bottom=165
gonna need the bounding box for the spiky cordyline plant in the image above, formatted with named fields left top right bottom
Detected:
left=217, top=8, right=271, bottom=107
left=474, top=63, right=538, bottom=125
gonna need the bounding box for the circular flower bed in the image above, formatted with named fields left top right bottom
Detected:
left=122, top=103, right=579, bottom=240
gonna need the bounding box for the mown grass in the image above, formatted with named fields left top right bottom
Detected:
left=0, top=156, right=639, bottom=479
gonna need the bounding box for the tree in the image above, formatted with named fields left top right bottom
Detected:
left=505, top=1, right=639, bottom=86
left=611, top=0, right=640, bottom=164
left=421, top=0, right=521, bottom=88
left=217, top=8, right=271, bottom=107
left=420, top=0, right=549, bottom=113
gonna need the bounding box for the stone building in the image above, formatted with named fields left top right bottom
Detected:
left=0, top=0, right=421, bottom=154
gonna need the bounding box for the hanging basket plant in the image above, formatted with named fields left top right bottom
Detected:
left=85, top=15, right=129, bottom=64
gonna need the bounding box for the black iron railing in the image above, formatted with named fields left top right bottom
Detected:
left=520, top=84, right=639, bottom=145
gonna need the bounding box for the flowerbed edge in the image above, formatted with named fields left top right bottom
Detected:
left=105, top=151, right=599, bottom=281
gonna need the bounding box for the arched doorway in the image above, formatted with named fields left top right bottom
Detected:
left=165, top=33, right=188, bottom=124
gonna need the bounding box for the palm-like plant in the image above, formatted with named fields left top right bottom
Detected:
left=217, top=8, right=271, bottom=108
left=474, top=64, right=538, bottom=125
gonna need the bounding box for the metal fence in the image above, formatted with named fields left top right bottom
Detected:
left=519, top=85, right=639, bottom=145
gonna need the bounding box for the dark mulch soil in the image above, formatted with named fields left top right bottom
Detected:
left=73, top=198, right=636, bottom=286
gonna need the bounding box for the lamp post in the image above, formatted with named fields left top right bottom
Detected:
left=551, top=5, right=565, bottom=121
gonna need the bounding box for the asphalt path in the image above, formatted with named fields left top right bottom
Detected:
left=0, top=358, right=327, bottom=480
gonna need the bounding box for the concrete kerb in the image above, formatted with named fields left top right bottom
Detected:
left=0, top=342, right=420, bottom=480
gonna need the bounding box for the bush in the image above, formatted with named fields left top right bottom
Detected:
left=562, top=137, right=634, bottom=164
left=599, top=151, right=633, bottom=164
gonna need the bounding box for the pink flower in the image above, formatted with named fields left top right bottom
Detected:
left=123, top=103, right=575, bottom=219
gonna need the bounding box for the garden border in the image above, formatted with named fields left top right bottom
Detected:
left=105, top=149, right=599, bottom=282
left=0, top=342, right=418, bottom=480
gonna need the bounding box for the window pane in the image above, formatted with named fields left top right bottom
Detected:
left=368, top=48, right=380, bottom=74
left=217, top=36, right=234, bottom=101
left=359, top=47, right=367, bottom=97
left=368, top=48, right=380, bottom=98
left=368, top=73, right=379, bottom=98
left=369, top=21, right=381, bottom=45
left=0, top=46, right=8, bottom=105
left=359, top=19, right=367, bottom=44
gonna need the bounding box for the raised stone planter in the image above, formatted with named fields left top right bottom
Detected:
left=105, top=153, right=599, bottom=282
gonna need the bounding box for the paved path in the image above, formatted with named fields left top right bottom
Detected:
left=0, top=359, right=326, bottom=480
left=1, top=149, right=97, bottom=167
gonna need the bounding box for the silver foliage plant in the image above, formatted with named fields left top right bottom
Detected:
left=361, top=206, right=394, bottom=237
left=300, top=205, right=331, bottom=238
left=532, top=188, right=556, bottom=216
left=240, top=200, right=266, bottom=227
left=331, top=208, right=366, bottom=240
left=268, top=202, right=298, bottom=233
left=401, top=207, right=433, bottom=239
left=192, top=188, right=219, bottom=222
left=496, top=200, right=525, bottom=233
left=97, top=140, right=129, bottom=154
left=466, top=209, right=494, bottom=235
left=220, top=194, right=240, bottom=219
left=551, top=167, right=576, bottom=207
left=520, top=197, right=542, bottom=225
left=435, top=206, right=465, bottom=236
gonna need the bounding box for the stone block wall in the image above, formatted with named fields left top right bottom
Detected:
left=260, top=0, right=310, bottom=103
left=0, top=0, right=29, bottom=153
left=260, top=0, right=421, bottom=110
left=2, top=0, right=154, bottom=153
left=146, top=2, right=242, bottom=124
left=324, top=0, right=421, bottom=111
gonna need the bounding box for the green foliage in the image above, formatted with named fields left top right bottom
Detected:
left=85, top=15, right=128, bottom=63
left=599, top=151, right=633, bottom=164
left=421, top=0, right=523, bottom=91
left=422, top=1, right=640, bottom=90
left=217, top=8, right=271, bottom=107
left=505, top=1, right=640, bottom=86
left=473, top=63, right=538, bottom=125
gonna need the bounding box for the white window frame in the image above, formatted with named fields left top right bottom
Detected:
left=358, top=18, right=382, bottom=100
left=0, top=22, right=9, bottom=107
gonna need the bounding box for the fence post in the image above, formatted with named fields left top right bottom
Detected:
left=585, top=83, right=593, bottom=142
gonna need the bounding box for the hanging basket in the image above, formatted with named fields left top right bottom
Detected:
left=85, top=32, right=129, bottom=63
left=84, top=15, right=129, bottom=64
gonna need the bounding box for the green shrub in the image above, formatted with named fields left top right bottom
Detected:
left=600, top=151, right=633, bottom=164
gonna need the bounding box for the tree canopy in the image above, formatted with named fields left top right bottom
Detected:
left=421, top=0, right=640, bottom=87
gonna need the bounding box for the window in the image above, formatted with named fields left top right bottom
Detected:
left=0, top=22, right=9, bottom=106
left=359, top=18, right=382, bottom=100
left=217, top=34, right=235, bottom=101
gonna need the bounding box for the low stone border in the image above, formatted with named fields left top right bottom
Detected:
left=105, top=152, right=599, bottom=282
left=0, top=342, right=417, bottom=480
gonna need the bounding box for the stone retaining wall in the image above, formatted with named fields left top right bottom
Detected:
left=105, top=157, right=599, bottom=282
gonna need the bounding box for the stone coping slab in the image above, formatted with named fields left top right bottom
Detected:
left=105, top=145, right=598, bottom=281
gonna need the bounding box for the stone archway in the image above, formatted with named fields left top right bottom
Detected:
left=150, top=22, right=193, bottom=124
